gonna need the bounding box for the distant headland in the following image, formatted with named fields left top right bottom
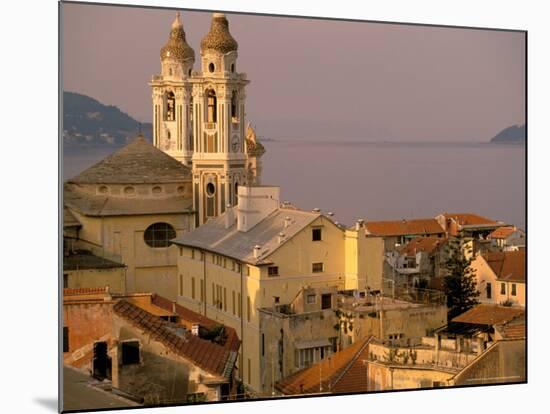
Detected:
left=490, top=124, right=525, bottom=144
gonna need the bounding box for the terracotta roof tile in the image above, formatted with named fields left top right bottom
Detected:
left=488, top=226, right=519, bottom=239
left=275, top=337, right=371, bottom=395
left=151, top=294, right=241, bottom=354
left=443, top=213, right=499, bottom=226
left=451, top=304, right=524, bottom=326
left=113, top=300, right=234, bottom=378
left=365, top=219, right=444, bottom=237
left=485, top=250, right=525, bottom=282
left=399, top=236, right=447, bottom=257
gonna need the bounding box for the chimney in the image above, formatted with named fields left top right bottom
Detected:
left=253, top=245, right=261, bottom=259
left=237, top=186, right=280, bottom=232
left=225, top=204, right=235, bottom=229
left=284, top=216, right=291, bottom=229
left=355, top=219, right=364, bottom=231
left=327, top=212, right=334, bottom=217
left=191, top=323, right=200, bottom=336
left=312, top=208, right=321, bottom=213
left=278, top=233, right=285, bottom=244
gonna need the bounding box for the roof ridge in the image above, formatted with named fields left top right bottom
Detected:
left=330, top=337, right=372, bottom=389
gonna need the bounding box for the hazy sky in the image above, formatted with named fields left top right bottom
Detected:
left=62, top=2, right=525, bottom=142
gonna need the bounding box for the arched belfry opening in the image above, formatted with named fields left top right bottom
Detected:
left=231, top=91, right=238, bottom=121
left=206, top=89, right=217, bottom=123
left=164, top=91, right=175, bottom=121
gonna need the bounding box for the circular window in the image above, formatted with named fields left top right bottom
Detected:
left=144, top=222, right=177, bottom=248
left=231, top=63, right=235, bottom=73
left=98, top=185, right=108, bottom=194
left=152, top=186, right=162, bottom=195
left=208, top=63, right=215, bottom=73
left=177, top=186, right=185, bottom=194
left=124, top=186, right=135, bottom=195
left=206, top=182, right=216, bottom=197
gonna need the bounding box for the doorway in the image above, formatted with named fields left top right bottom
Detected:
left=92, top=341, right=112, bottom=380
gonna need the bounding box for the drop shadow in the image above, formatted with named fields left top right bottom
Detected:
left=34, top=397, right=58, bottom=412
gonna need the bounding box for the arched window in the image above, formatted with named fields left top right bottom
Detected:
left=165, top=91, right=175, bottom=121
left=207, top=89, right=217, bottom=123
left=234, top=182, right=239, bottom=205
left=231, top=91, right=238, bottom=121
left=144, top=223, right=176, bottom=248
left=189, top=96, right=194, bottom=150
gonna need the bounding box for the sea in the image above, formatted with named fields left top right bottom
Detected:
left=63, top=140, right=526, bottom=230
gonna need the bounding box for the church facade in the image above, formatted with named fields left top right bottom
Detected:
left=150, top=12, right=265, bottom=227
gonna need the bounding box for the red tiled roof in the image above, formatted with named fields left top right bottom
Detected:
left=485, top=250, right=526, bottom=282
left=113, top=300, right=234, bottom=378
left=399, top=236, right=447, bottom=257
left=443, top=213, right=499, bottom=226
left=275, top=337, right=371, bottom=395
left=365, top=219, right=444, bottom=237
left=488, top=226, right=518, bottom=239
left=151, top=294, right=240, bottom=354
left=63, top=287, right=109, bottom=296
left=452, top=304, right=524, bottom=326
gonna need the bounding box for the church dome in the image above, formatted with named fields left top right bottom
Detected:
left=200, top=13, right=238, bottom=54
left=160, top=12, right=195, bottom=61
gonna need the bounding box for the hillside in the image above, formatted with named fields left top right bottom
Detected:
left=490, top=124, right=526, bottom=144
left=63, top=91, right=152, bottom=146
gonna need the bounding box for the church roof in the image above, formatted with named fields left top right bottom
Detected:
left=200, top=13, right=238, bottom=54
left=67, top=135, right=191, bottom=184
left=64, top=184, right=193, bottom=217
left=160, top=12, right=195, bottom=61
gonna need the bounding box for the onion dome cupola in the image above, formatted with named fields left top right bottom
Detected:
left=160, top=12, right=195, bottom=78
left=200, top=13, right=239, bottom=76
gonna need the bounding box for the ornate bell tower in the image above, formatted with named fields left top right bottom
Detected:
left=191, top=13, right=250, bottom=226
left=150, top=13, right=195, bottom=165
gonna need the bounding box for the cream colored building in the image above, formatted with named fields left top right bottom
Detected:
left=471, top=250, right=525, bottom=307
left=172, top=185, right=349, bottom=392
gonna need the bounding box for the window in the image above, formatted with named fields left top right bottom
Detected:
left=208, top=62, right=215, bottom=73
left=191, top=249, right=195, bottom=260
left=500, top=282, right=506, bottom=295
left=191, top=277, right=196, bottom=300
left=246, top=266, right=250, bottom=276
left=306, top=294, right=316, bottom=304
left=231, top=91, right=238, bottom=119
left=207, top=89, right=217, bottom=122
left=179, top=274, right=183, bottom=296
left=232, top=291, right=236, bottom=315
left=63, top=273, right=68, bottom=289
left=511, top=283, right=517, bottom=296
left=312, top=262, right=324, bottom=273
left=63, top=327, right=69, bottom=352
left=261, top=334, right=265, bottom=356
left=312, top=228, right=322, bottom=241
left=486, top=282, right=492, bottom=299
left=247, top=296, right=251, bottom=322
left=247, top=358, right=251, bottom=383
left=224, top=287, right=227, bottom=311
left=121, top=341, right=140, bottom=365
left=144, top=222, right=176, bottom=248
left=206, top=182, right=216, bottom=197
left=200, top=279, right=205, bottom=302
left=268, top=266, right=279, bottom=277
left=321, top=294, right=332, bottom=310
left=165, top=91, right=175, bottom=121
left=231, top=63, right=235, bottom=73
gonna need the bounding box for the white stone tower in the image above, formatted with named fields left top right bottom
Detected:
left=150, top=12, right=195, bottom=165
left=190, top=13, right=250, bottom=226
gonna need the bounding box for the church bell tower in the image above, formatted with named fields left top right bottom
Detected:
left=191, top=13, right=250, bottom=226
left=150, top=13, right=195, bottom=165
